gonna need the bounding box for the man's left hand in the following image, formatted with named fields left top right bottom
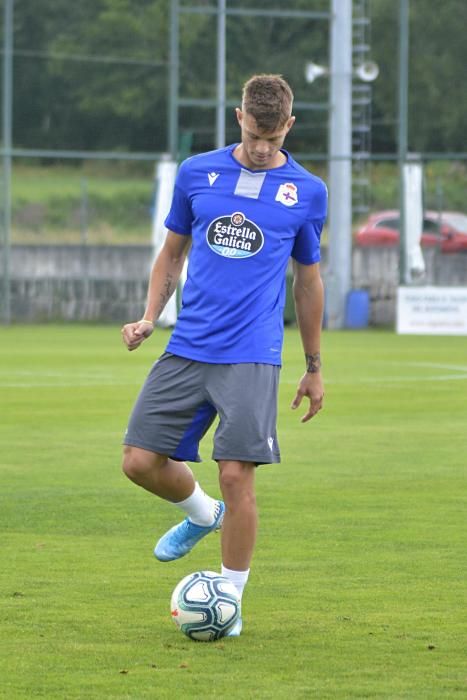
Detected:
left=291, top=372, right=324, bottom=423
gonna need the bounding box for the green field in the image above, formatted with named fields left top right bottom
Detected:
left=1, top=326, right=466, bottom=699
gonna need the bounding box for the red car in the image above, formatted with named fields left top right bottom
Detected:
left=355, top=210, right=467, bottom=253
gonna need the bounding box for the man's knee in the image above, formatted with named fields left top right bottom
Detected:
left=122, top=446, right=167, bottom=481
left=218, top=460, right=256, bottom=503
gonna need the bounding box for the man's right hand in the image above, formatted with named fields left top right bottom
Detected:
left=121, top=319, right=154, bottom=351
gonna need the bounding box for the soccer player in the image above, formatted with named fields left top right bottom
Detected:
left=121, top=74, right=327, bottom=637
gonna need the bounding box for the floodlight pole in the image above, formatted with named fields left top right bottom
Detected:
left=216, top=0, right=227, bottom=149
left=1, top=0, right=13, bottom=325
left=398, top=0, right=409, bottom=285
left=326, top=0, right=353, bottom=329
left=168, top=0, right=179, bottom=160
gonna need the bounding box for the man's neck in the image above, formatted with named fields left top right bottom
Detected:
left=232, top=144, right=286, bottom=171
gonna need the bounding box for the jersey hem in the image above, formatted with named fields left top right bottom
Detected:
left=166, top=344, right=282, bottom=366
left=291, top=252, right=321, bottom=265
left=164, top=222, right=191, bottom=236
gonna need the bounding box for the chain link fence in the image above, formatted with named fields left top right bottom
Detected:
left=1, top=0, right=466, bottom=324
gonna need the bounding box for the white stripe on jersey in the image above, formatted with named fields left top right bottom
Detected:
left=234, top=168, right=267, bottom=199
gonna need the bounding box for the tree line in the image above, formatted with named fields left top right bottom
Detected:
left=10, top=0, right=467, bottom=158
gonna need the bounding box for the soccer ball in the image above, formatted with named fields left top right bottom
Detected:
left=170, top=571, right=240, bottom=641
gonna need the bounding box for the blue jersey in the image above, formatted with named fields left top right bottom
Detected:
left=164, top=144, right=327, bottom=365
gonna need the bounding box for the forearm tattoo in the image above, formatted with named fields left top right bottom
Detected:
left=157, top=273, right=174, bottom=316
left=305, top=352, right=321, bottom=373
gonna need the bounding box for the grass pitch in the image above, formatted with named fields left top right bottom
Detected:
left=1, top=325, right=466, bottom=699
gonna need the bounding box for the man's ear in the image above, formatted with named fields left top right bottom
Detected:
left=235, top=108, right=243, bottom=127
left=286, top=115, right=296, bottom=132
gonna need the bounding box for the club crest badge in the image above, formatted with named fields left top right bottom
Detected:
left=275, top=182, right=298, bottom=207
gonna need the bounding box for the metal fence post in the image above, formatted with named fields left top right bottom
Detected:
left=1, top=0, right=13, bottom=325
left=398, top=0, right=409, bottom=285
left=216, top=0, right=227, bottom=149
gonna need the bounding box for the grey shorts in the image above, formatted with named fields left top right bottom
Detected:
left=124, top=352, right=281, bottom=465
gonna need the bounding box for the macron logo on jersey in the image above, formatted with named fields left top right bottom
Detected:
left=208, top=172, right=220, bottom=186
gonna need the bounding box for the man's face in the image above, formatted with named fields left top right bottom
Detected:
left=236, top=108, right=295, bottom=170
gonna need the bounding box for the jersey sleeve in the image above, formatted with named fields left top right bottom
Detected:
left=164, top=160, right=193, bottom=235
left=291, top=180, right=328, bottom=265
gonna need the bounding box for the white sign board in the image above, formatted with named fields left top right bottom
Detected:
left=397, top=286, right=467, bottom=335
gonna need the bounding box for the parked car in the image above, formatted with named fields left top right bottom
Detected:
left=355, top=210, right=467, bottom=253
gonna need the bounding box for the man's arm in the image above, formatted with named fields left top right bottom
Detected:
left=290, top=260, right=325, bottom=422
left=121, top=230, right=191, bottom=351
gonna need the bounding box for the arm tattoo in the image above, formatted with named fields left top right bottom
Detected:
left=305, top=352, right=321, bottom=373
left=157, top=273, right=174, bottom=316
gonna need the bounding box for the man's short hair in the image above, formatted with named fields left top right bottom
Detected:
left=242, top=74, right=294, bottom=132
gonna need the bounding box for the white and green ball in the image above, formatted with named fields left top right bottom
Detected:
left=170, top=571, right=240, bottom=641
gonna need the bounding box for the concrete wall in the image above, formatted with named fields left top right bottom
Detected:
left=352, top=247, right=467, bottom=325
left=7, top=244, right=153, bottom=322
left=3, top=243, right=467, bottom=324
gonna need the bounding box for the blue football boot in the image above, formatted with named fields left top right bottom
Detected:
left=154, top=500, right=225, bottom=562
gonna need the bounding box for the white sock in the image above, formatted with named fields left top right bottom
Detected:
left=222, top=564, right=250, bottom=600
left=174, top=482, right=218, bottom=526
